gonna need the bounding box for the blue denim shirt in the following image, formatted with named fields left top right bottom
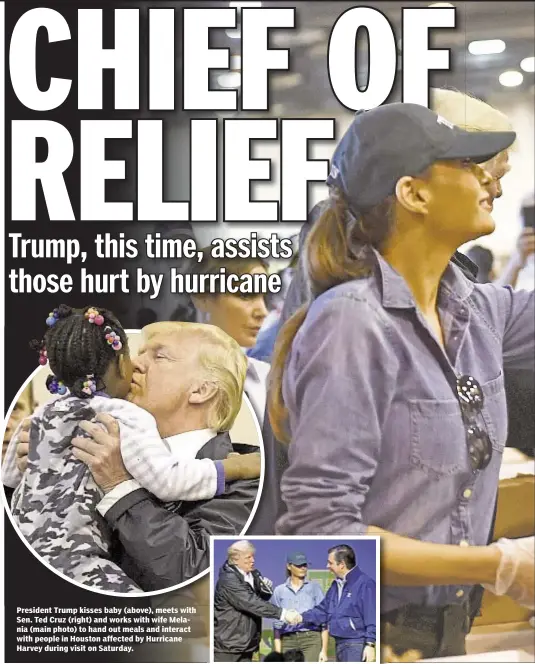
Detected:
left=276, top=251, right=535, bottom=613
left=271, top=578, right=325, bottom=638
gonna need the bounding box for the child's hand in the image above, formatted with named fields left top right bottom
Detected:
left=222, top=452, right=261, bottom=481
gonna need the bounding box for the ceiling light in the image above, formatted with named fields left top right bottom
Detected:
left=230, top=55, right=241, bottom=70
left=520, top=56, right=535, bottom=72
left=225, top=29, right=241, bottom=39
left=271, top=73, right=303, bottom=90
left=428, top=2, right=454, bottom=6
left=218, top=71, right=241, bottom=88
left=272, top=28, right=325, bottom=47
left=499, top=70, right=523, bottom=87
left=468, top=39, right=506, bottom=55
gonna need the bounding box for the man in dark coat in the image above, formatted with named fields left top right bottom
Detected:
left=7, top=322, right=262, bottom=590
left=213, top=540, right=299, bottom=661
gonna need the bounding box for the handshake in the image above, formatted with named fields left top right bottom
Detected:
left=284, top=609, right=303, bottom=626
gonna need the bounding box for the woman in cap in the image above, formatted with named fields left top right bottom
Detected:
left=189, top=250, right=270, bottom=425
left=271, top=552, right=328, bottom=662
left=269, top=103, right=534, bottom=658
left=250, top=90, right=524, bottom=539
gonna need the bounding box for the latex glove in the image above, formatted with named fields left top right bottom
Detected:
left=318, top=650, right=328, bottom=662
left=483, top=537, right=535, bottom=609
left=362, top=645, right=376, bottom=662
left=259, top=576, right=274, bottom=595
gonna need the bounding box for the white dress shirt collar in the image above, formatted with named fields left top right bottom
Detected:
left=165, top=428, right=218, bottom=460
left=236, top=567, right=255, bottom=588
left=245, top=357, right=269, bottom=427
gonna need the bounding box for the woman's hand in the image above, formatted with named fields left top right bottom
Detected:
left=72, top=414, right=132, bottom=493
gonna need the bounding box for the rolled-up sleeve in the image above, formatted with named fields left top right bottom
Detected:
left=277, top=294, right=399, bottom=535
left=500, top=287, right=535, bottom=372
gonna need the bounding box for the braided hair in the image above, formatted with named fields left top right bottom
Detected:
left=31, top=304, right=128, bottom=399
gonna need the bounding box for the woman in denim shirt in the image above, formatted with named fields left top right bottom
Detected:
left=268, top=103, right=534, bottom=659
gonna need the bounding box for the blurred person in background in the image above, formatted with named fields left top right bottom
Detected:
left=249, top=262, right=297, bottom=364
left=271, top=552, right=328, bottom=662
left=502, top=197, right=535, bottom=458
left=466, top=226, right=535, bottom=287
left=189, top=250, right=270, bottom=425
left=269, top=103, right=534, bottom=659
left=465, top=245, right=496, bottom=283
left=506, top=196, right=535, bottom=291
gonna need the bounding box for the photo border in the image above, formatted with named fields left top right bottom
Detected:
left=1, top=329, right=265, bottom=599
left=209, top=534, right=381, bottom=664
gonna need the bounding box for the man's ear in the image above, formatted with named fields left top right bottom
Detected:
left=117, top=353, right=130, bottom=380
left=395, top=175, right=432, bottom=215
left=189, top=380, right=218, bottom=405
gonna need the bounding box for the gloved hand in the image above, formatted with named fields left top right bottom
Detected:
left=482, top=537, right=535, bottom=609
left=259, top=576, right=274, bottom=595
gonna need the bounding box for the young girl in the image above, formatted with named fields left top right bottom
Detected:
left=3, top=304, right=259, bottom=593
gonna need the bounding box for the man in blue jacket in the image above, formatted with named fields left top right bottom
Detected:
left=297, top=545, right=376, bottom=662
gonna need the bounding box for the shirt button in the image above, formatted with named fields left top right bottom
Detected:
left=459, top=540, right=469, bottom=547
left=456, top=589, right=465, bottom=598
left=463, top=489, right=472, bottom=499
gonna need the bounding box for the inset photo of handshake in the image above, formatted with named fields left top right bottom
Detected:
left=210, top=536, right=379, bottom=662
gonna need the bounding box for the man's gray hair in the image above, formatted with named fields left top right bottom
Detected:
left=227, top=540, right=255, bottom=563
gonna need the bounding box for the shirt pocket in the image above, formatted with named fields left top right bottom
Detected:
left=480, top=371, right=507, bottom=452
left=409, top=399, right=470, bottom=477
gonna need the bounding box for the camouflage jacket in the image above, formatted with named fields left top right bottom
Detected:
left=6, top=395, right=141, bottom=593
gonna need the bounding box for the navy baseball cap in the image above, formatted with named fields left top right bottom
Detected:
left=287, top=552, right=308, bottom=566
left=327, top=103, right=516, bottom=213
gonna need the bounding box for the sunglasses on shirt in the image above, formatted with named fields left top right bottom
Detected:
left=456, top=375, right=493, bottom=471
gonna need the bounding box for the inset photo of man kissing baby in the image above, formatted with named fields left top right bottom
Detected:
left=2, top=305, right=264, bottom=596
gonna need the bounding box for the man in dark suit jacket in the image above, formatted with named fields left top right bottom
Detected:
left=214, top=540, right=299, bottom=662
left=7, top=322, right=261, bottom=590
